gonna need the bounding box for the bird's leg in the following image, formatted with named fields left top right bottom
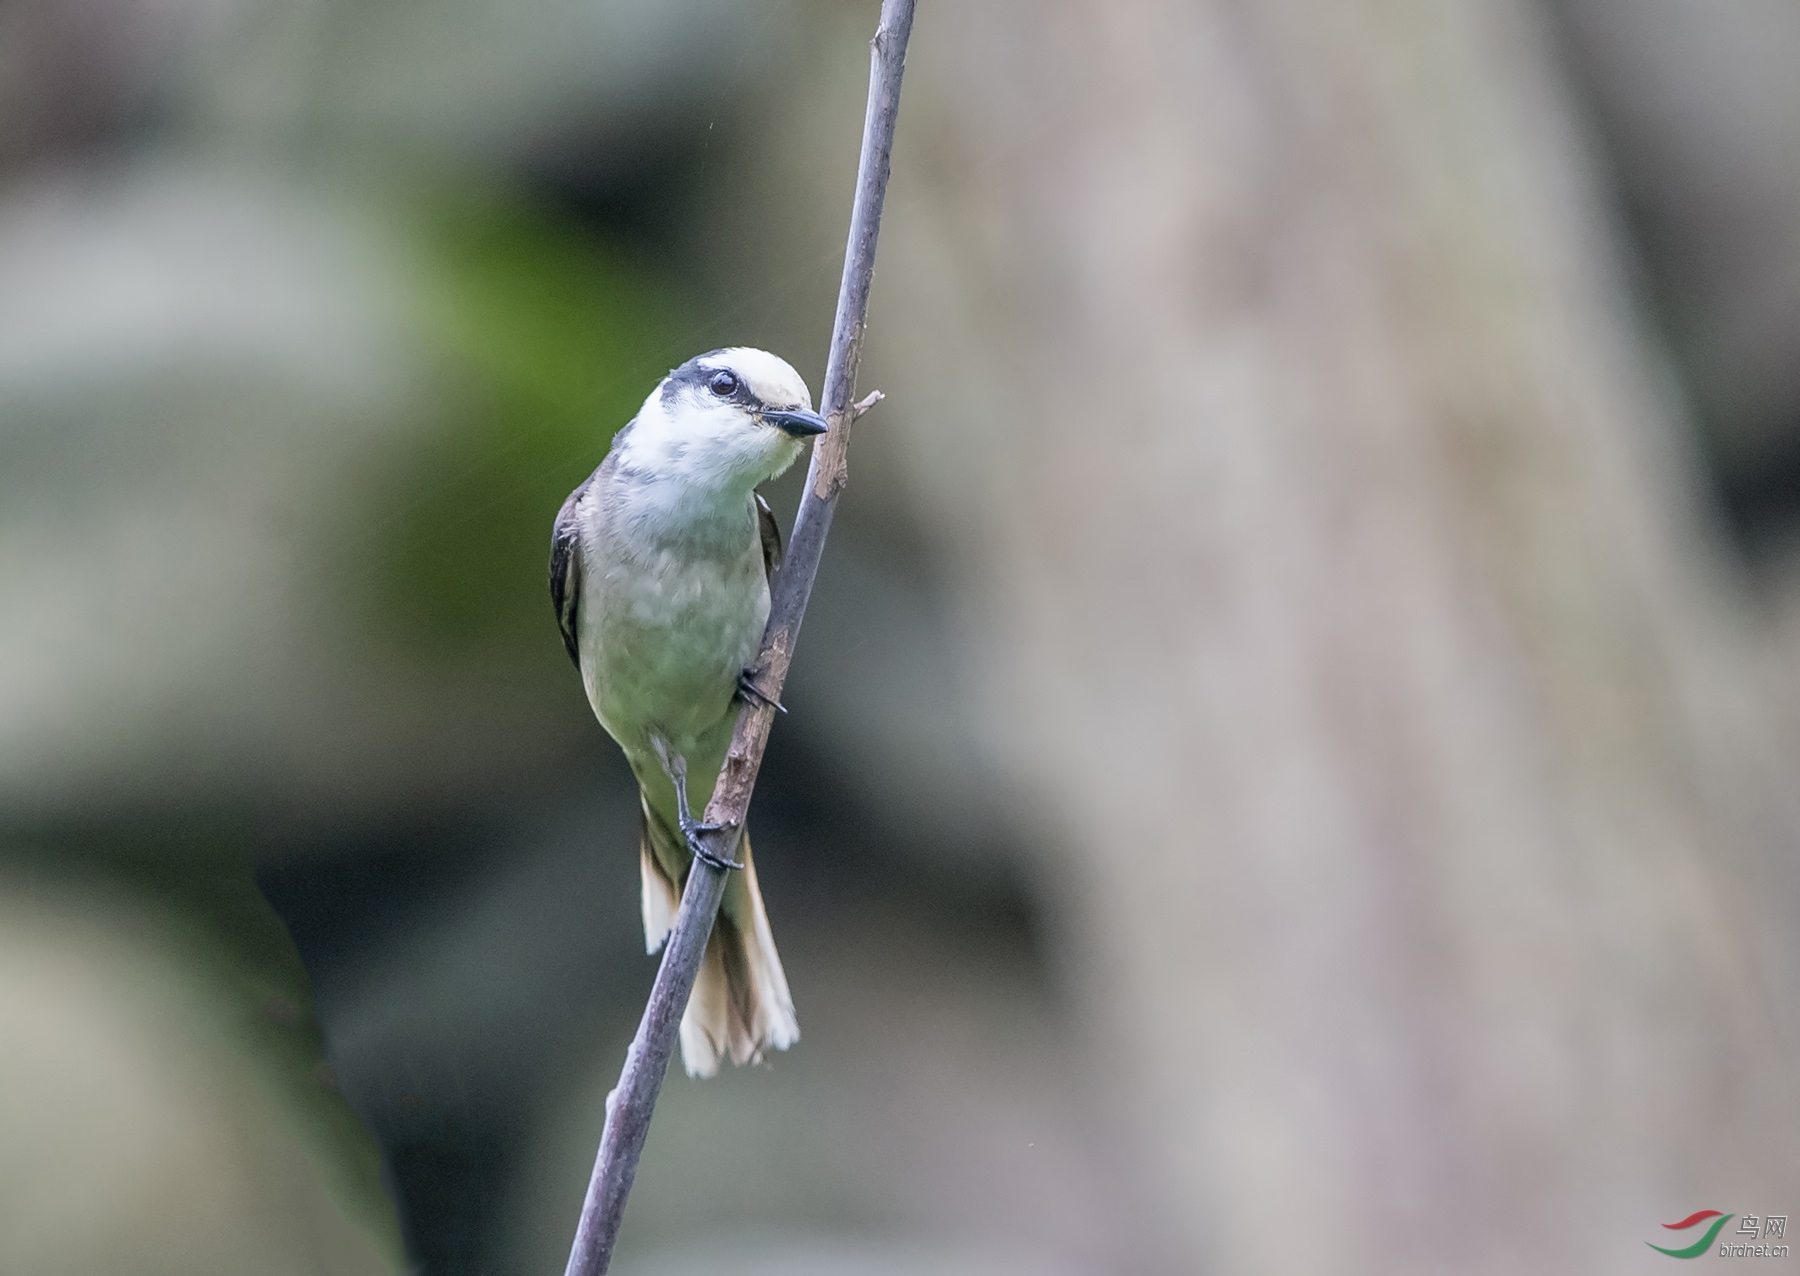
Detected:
left=736, top=666, right=786, bottom=715
left=652, top=736, right=743, bottom=872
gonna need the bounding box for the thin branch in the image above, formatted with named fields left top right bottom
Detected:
left=561, top=4, right=917, bottom=1273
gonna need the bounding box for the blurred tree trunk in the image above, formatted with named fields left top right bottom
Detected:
left=828, top=0, right=1800, bottom=1270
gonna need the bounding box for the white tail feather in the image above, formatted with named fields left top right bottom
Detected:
left=641, top=840, right=678, bottom=955
left=637, top=802, right=798, bottom=1077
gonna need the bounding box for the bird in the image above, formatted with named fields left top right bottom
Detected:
left=550, top=347, right=827, bottom=1077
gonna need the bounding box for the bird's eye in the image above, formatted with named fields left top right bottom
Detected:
left=708, top=370, right=740, bottom=398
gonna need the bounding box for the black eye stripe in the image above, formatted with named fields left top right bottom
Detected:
left=659, top=353, right=768, bottom=411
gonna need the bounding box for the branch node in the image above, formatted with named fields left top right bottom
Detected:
left=852, top=390, right=885, bottom=419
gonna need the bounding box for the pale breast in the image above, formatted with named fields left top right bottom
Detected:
left=577, top=498, right=769, bottom=760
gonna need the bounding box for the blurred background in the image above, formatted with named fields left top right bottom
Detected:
left=2, top=0, right=1798, bottom=1272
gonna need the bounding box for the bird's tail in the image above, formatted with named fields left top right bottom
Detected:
left=639, top=797, right=799, bottom=1078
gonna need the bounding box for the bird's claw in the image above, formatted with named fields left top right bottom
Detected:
left=736, top=667, right=786, bottom=714
left=685, top=830, right=744, bottom=873
left=674, top=778, right=744, bottom=872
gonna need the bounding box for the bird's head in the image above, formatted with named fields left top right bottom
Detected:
left=624, top=347, right=828, bottom=492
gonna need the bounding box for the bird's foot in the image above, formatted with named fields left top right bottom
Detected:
left=736, top=667, right=786, bottom=714
left=683, top=827, right=744, bottom=873
left=672, top=774, right=744, bottom=872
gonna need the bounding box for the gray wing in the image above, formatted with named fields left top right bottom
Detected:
left=550, top=477, right=590, bottom=669
left=755, top=492, right=782, bottom=583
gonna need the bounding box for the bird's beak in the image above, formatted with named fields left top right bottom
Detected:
left=761, top=408, right=830, bottom=438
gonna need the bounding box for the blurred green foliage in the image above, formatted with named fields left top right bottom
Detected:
left=369, top=188, right=689, bottom=657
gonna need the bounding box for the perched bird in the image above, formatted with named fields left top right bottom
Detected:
left=550, top=347, right=827, bottom=1077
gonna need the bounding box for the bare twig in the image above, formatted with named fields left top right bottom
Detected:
left=561, top=4, right=916, bottom=1273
